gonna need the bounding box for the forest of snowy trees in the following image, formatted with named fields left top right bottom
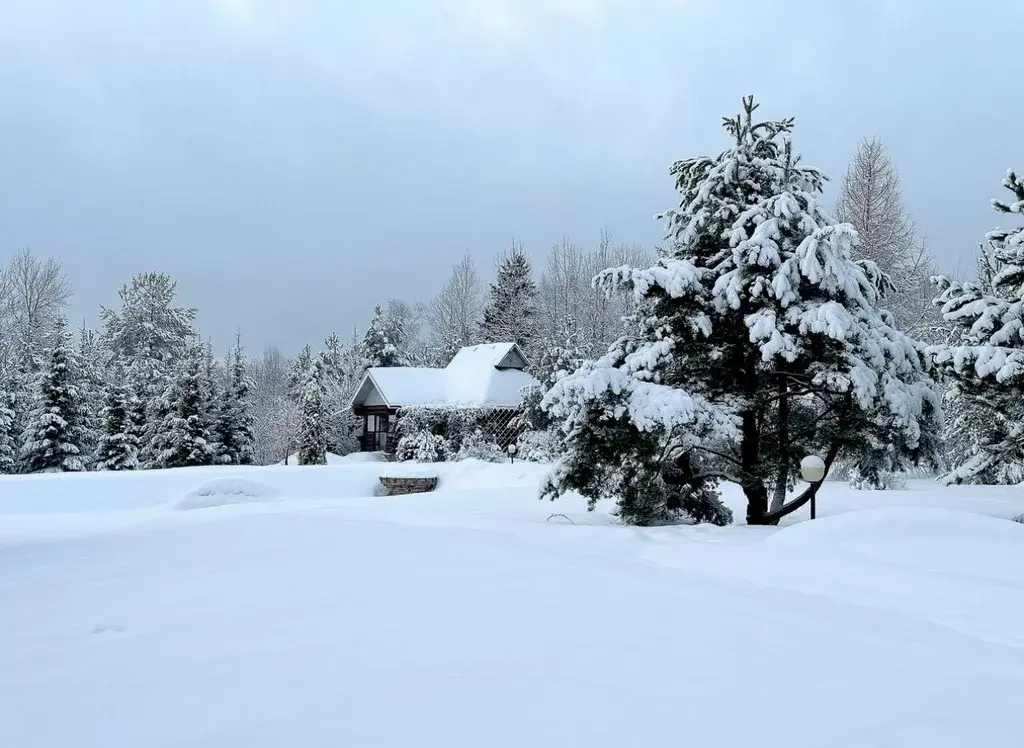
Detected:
left=1, top=97, right=1021, bottom=526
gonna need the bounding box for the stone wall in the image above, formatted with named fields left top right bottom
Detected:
left=379, top=476, right=438, bottom=496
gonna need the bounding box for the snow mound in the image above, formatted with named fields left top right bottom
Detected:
left=335, top=451, right=388, bottom=463
left=175, top=478, right=283, bottom=511
left=764, top=506, right=1024, bottom=582
left=379, top=466, right=439, bottom=480
left=276, top=452, right=348, bottom=466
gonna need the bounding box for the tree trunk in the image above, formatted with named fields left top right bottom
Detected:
left=740, top=353, right=769, bottom=524
left=769, top=370, right=790, bottom=513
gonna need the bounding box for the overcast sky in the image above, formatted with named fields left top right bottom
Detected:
left=1, top=1, right=1020, bottom=353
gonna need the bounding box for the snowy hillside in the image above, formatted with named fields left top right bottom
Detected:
left=1, top=462, right=1022, bottom=747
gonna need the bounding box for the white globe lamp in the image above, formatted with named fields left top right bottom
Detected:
left=800, top=454, right=826, bottom=520
left=800, top=455, right=826, bottom=484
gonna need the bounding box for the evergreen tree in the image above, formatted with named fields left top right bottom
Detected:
left=95, top=365, right=140, bottom=471
left=542, top=97, right=942, bottom=526
left=361, top=305, right=409, bottom=368
left=932, top=169, right=1024, bottom=484
left=0, top=385, right=17, bottom=474
left=20, top=317, right=88, bottom=473
left=214, top=337, right=255, bottom=465
left=1, top=369, right=30, bottom=474
left=100, top=272, right=196, bottom=467
left=76, top=324, right=105, bottom=468
left=151, top=343, right=217, bottom=469
left=479, top=243, right=539, bottom=353
left=297, top=358, right=327, bottom=466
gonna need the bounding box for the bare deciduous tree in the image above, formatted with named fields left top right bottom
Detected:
left=835, top=137, right=942, bottom=341
left=0, top=248, right=74, bottom=369
left=427, top=251, right=484, bottom=365
left=538, top=230, right=651, bottom=357
left=249, top=345, right=296, bottom=464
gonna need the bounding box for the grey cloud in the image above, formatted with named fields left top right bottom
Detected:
left=0, top=0, right=1020, bottom=352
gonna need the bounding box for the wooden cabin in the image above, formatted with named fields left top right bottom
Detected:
left=349, top=342, right=537, bottom=453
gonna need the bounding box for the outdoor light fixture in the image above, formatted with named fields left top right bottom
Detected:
left=508, top=443, right=518, bottom=464
left=800, top=455, right=826, bottom=484
left=800, top=455, right=826, bottom=520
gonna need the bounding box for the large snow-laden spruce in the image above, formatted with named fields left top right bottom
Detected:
left=19, top=317, right=89, bottom=473
left=931, top=170, right=1024, bottom=485
left=479, top=244, right=539, bottom=356
left=542, top=97, right=942, bottom=526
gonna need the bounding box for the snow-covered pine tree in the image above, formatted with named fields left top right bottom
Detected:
left=100, top=273, right=196, bottom=467
left=213, top=336, right=255, bottom=466
left=542, top=97, right=942, bottom=526
left=931, top=169, right=1024, bottom=485
left=297, top=358, right=327, bottom=466
left=76, top=324, right=105, bottom=469
left=361, top=305, right=409, bottom=368
left=0, top=368, right=27, bottom=473
left=0, top=384, right=17, bottom=473
left=199, top=339, right=226, bottom=460
left=152, top=342, right=217, bottom=469
left=95, top=363, right=140, bottom=471
left=20, top=317, right=88, bottom=473
left=479, top=243, right=539, bottom=354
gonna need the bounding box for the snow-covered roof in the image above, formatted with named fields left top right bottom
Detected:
left=351, top=343, right=537, bottom=410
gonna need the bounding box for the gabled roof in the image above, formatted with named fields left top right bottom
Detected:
left=350, top=343, right=537, bottom=410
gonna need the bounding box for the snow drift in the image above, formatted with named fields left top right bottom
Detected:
left=0, top=461, right=1021, bottom=747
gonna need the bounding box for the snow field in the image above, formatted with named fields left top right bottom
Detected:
left=0, top=461, right=1022, bottom=747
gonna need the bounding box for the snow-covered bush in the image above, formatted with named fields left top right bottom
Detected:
left=394, top=406, right=514, bottom=463
left=394, top=407, right=460, bottom=462
left=395, top=429, right=448, bottom=462
left=455, top=429, right=505, bottom=462
left=515, top=428, right=560, bottom=463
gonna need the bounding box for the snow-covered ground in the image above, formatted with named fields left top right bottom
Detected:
left=1, top=459, right=1022, bottom=747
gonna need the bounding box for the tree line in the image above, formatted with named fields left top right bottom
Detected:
left=1, top=98, right=1019, bottom=510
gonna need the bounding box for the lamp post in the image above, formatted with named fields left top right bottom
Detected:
left=800, top=455, right=826, bottom=519
left=508, top=443, right=517, bottom=465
